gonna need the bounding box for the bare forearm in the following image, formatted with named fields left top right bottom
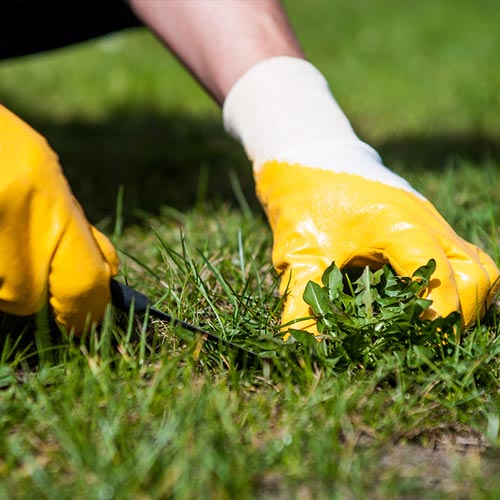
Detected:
left=129, top=0, right=305, bottom=104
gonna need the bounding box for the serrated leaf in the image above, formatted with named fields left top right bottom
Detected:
left=303, top=281, right=331, bottom=317
left=321, top=262, right=344, bottom=301
left=412, top=258, right=436, bottom=282
left=355, top=266, right=374, bottom=317
left=301, top=258, right=464, bottom=371
left=415, top=297, right=433, bottom=310
left=371, top=267, right=384, bottom=285
left=287, top=328, right=321, bottom=348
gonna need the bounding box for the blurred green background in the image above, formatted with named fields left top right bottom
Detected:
left=1, top=3, right=500, bottom=497
left=0, top=0, right=499, bottom=224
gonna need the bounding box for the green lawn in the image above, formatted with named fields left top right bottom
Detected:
left=1, top=1, right=500, bottom=498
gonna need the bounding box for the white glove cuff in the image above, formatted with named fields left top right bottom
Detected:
left=223, top=56, right=421, bottom=196
left=276, top=140, right=420, bottom=196
left=223, top=56, right=359, bottom=169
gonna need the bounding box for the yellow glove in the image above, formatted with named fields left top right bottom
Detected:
left=256, top=161, right=499, bottom=331
left=0, top=105, right=119, bottom=332
left=224, top=57, right=500, bottom=333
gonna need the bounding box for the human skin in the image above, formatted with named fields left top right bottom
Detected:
left=129, top=0, right=305, bottom=104
left=129, top=0, right=499, bottom=331
left=1, top=1, right=496, bottom=333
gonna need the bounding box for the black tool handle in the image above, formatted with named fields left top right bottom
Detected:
left=110, top=279, right=150, bottom=313
left=110, top=279, right=176, bottom=324
left=109, top=279, right=258, bottom=363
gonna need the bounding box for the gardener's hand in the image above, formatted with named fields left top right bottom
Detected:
left=0, top=105, right=119, bottom=332
left=255, top=159, right=499, bottom=332
left=224, top=57, right=500, bottom=333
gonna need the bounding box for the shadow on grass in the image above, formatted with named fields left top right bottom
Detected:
left=18, top=106, right=258, bottom=225
left=1, top=105, right=499, bottom=359
left=378, top=134, right=500, bottom=172
left=11, top=105, right=500, bottom=225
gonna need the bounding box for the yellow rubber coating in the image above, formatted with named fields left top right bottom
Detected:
left=256, top=160, right=500, bottom=335
left=0, top=105, right=119, bottom=332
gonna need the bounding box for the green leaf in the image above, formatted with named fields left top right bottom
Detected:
left=321, top=262, right=344, bottom=301
left=412, top=258, right=436, bottom=283
left=355, top=266, right=374, bottom=317
left=303, top=281, right=330, bottom=317
left=302, top=258, right=466, bottom=371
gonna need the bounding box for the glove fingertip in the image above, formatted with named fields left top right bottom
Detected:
left=280, top=299, right=319, bottom=337
left=51, top=281, right=112, bottom=334
left=90, top=226, right=120, bottom=276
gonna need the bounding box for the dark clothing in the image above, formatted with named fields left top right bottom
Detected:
left=0, top=1, right=141, bottom=60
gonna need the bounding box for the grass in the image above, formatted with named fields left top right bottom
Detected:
left=1, top=0, right=500, bottom=498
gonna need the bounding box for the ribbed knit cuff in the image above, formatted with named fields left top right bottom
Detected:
left=223, top=56, right=359, bottom=169
left=223, top=57, right=420, bottom=196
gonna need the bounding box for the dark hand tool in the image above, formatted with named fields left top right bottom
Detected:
left=110, top=279, right=258, bottom=363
